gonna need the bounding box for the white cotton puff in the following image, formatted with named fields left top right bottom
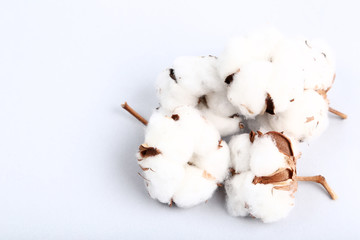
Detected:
left=138, top=106, right=231, bottom=208
left=191, top=140, right=231, bottom=181
left=247, top=179, right=295, bottom=223
left=173, top=165, right=217, bottom=208
left=300, top=39, right=336, bottom=91
left=171, top=106, right=226, bottom=152
left=194, top=118, right=224, bottom=157
left=228, top=134, right=252, bottom=173
left=171, top=106, right=232, bottom=154
left=198, top=106, right=242, bottom=137
left=220, top=30, right=335, bottom=124
left=227, top=61, right=273, bottom=118
left=170, top=106, right=208, bottom=135
left=156, top=69, right=198, bottom=111
left=218, top=29, right=283, bottom=80
left=265, top=89, right=329, bottom=141
left=197, top=90, right=243, bottom=136
left=249, top=135, right=287, bottom=176
left=172, top=56, right=223, bottom=96
left=143, top=109, right=194, bottom=164
left=139, top=155, right=185, bottom=204
left=226, top=171, right=295, bottom=223
left=266, top=39, right=305, bottom=113
left=225, top=172, right=251, bottom=217
left=205, top=90, right=238, bottom=117
left=155, top=56, right=222, bottom=112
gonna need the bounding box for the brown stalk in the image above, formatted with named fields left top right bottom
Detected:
left=329, top=107, right=347, bottom=119
left=296, top=175, right=338, bottom=200
left=121, top=102, right=148, bottom=125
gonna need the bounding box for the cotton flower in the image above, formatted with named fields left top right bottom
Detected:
left=218, top=30, right=337, bottom=140
left=226, top=131, right=299, bottom=223
left=137, top=106, right=231, bottom=208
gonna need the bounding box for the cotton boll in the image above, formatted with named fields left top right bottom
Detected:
left=139, top=155, right=185, bottom=204
left=228, top=134, right=252, bottom=173
left=226, top=61, right=273, bottom=118
left=138, top=106, right=231, bottom=208
left=249, top=135, right=288, bottom=177
left=172, top=165, right=217, bottom=208
left=226, top=131, right=297, bottom=223
left=265, top=90, right=329, bottom=141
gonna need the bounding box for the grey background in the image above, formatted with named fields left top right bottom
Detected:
left=1, top=0, right=359, bottom=239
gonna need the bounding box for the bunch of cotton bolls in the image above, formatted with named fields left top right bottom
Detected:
left=122, top=29, right=344, bottom=223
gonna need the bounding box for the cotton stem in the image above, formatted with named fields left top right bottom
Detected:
left=296, top=175, right=338, bottom=200
left=329, top=107, right=347, bottom=119
left=122, top=102, right=148, bottom=125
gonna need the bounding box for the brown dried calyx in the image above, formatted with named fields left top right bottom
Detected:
left=265, top=93, right=275, bottom=115
left=224, top=69, right=240, bottom=85
left=229, top=168, right=237, bottom=176
left=169, top=68, right=177, bottom=83
left=197, top=95, right=208, bottom=108
left=249, top=131, right=257, bottom=143
left=171, top=114, right=180, bottom=121
left=249, top=131, right=264, bottom=143
left=229, top=113, right=240, bottom=118
left=266, top=131, right=294, bottom=157
left=253, top=168, right=294, bottom=185
left=139, top=144, right=161, bottom=158
left=218, top=139, right=223, bottom=149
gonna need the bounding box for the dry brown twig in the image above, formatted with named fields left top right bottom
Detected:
left=121, top=102, right=148, bottom=125
left=296, top=175, right=338, bottom=200
left=329, top=107, right=347, bottom=119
